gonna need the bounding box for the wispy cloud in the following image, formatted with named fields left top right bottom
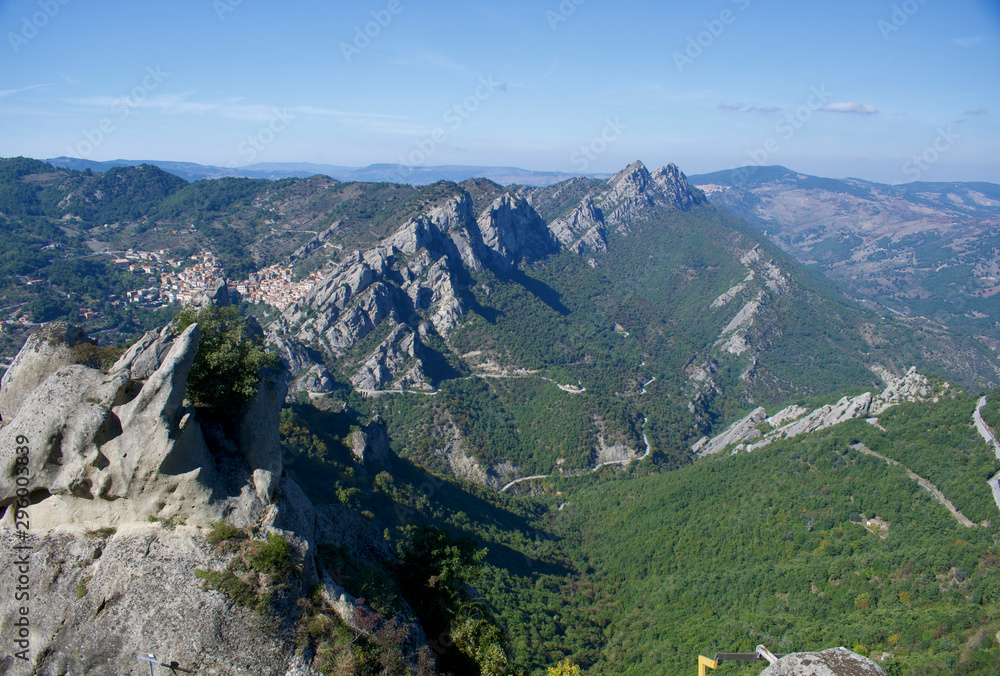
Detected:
left=822, top=101, right=879, bottom=115
left=65, top=92, right=421, bottom=133
left=0, top=83, right=54, bottom=98
left=387, top=51, right=470, bottom=75
left=965, top=107, right=989, bottom=116
left=718, top=102, right=782, bottom=113
left=953, top=36, right=985, bottom=48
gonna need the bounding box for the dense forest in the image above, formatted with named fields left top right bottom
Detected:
left=274, top=375, right=1000, bottom=675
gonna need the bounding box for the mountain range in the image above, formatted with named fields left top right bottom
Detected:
left=44, top=156, right=597, bottom=187
left=1, top=155, right=999, bottom=675
left=690, top=166, right=1000, bottom=343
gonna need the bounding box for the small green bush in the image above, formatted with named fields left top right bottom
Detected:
left=206, top=521, right=242, bottom=546
left=75, top=575, right=92, bottom=599
left=248, top=534, right=294, bottom=579
left=72, top=342, right=124, bottom=372
left=85, top=527, right=116, bottom=539
left=194, top=569, right=257, bottom=608
left=173, top=305, right=280, bottom=414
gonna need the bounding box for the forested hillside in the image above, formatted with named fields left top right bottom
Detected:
left=276, top=381, right=1000, bottom=675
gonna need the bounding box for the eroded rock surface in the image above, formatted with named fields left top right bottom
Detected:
left=0, top=322, right=94, bottom=423
left=760, top=647, right=885, bottom=676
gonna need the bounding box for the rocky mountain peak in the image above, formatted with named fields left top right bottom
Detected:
left=475, top=192, right=557, bottom=269
left=607, top=160, right=653, bottom=201
left=598, top=160, right=705, bottom=230
left=651, top=163, right=705, bottom=210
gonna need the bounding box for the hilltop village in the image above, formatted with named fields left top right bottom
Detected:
left=116, top=250, right=324, bottom=309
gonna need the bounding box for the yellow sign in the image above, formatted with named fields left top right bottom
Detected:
left=698, top=655, right=718, bottom=676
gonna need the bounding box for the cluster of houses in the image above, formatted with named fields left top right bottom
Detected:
left=158, top=252, right=226, bottom=305
left=232, top=264, right=326, bottom=310
left=14, top=248, right=329, bottom=322
left=118, top=249, right=324, bottom=310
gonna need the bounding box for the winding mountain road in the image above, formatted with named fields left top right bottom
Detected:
left=973, top=396, right=1000, bottom=514
left=500, top=417, right=653, bottom=492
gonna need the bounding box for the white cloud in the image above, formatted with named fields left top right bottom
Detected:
left=0, top=83, right=54, bottom=98
left=822, top=101, right=879, bottom=115
left=718, top=102, right=783, bottom=113
left=953, top=36, right=985, bottom=48
left=387, top=51, right=470, bottom=75
left=63, top=92, right=423, bottom=135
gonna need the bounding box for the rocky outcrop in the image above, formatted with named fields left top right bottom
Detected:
left=651, top=163, right=705, bottom=210
left=599, top=161, right=705, bottom=231
left=0, top=525, right=312, bottom=676
left=0, top=319, right=351, bottom=675
left=476, top=193, right=557, bottom=269
left=0, top=324, right=226, bottom=529
left=759, top=647, right=884, bottom=676
left=695, top=407, right=766, bottom=457
left=547, top=195, right=607, bottom=253
left=350, top=415, right=390, bottom=464
left=711, top=246, right=791, bottom=358
left=770, top=393, right=873, bottom=441
left=870, top=366, right=934, bottom=415
left=0, top=320, right=295, bottom=530
left=191, top=277, right=230, bottom=308
left=350, top=325, right=428, bottom=391
left=602, top=161, right=659, bottom=228
left=0, top=322, right=94, bottom=423
left=695, top=368, right=947, bottom=456
left=111, top=323, right=179, bottom=381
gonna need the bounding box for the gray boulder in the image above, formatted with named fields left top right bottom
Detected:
left=760, top=647, right=885, bottom=676
left=0, top=525, right=318, bottom=676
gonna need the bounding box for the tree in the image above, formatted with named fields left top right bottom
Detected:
left=548, top=659, right=582, bottom=676
left=173, top=304, right=280, bottom=413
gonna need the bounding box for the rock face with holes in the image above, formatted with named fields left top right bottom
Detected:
left=0, top=322, right=287, bottom=531
left=759, top=647, right=885, bottom=675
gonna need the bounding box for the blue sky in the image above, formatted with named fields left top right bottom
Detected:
left=2, top=0, right=998, bottom=183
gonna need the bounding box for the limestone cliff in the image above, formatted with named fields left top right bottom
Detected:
left=276, top=188, right=557, bottom=395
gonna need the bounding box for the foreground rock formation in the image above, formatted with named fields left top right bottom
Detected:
left=0, top=321, right=422, bottom=675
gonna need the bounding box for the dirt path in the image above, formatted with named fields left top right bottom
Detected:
left=852, top=443, right=976, bottom=528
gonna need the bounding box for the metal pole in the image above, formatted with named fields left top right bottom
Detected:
left=137, top=653, right=157, bottom=676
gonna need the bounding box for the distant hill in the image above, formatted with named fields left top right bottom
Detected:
left=690, top=166, right=1000, bottom=345
left=44, top=156, right=597, bottom=186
